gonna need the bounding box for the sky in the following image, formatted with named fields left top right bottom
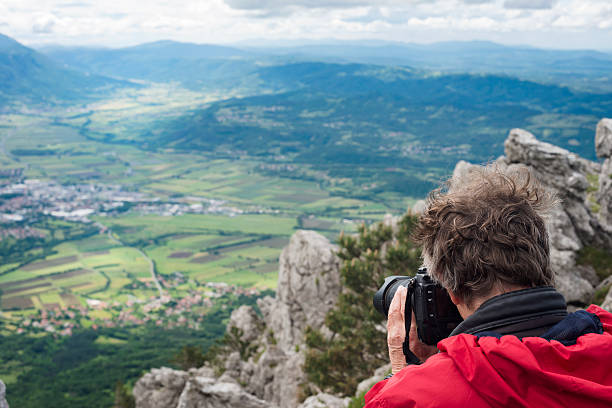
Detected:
left=0, top=0, right=611, bottom=50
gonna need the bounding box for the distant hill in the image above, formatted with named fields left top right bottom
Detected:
left=0, top=33, right=129, bottom=109
left=40, top=40, right=259, bottom=90
left=151, top=62, right=612, bottom=196
left=242, top=40, right=612, bottom=93
left=40, top=39, right=612, bottom=93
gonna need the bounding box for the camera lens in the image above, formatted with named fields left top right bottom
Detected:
left=373, top=276, right=413, bottom=317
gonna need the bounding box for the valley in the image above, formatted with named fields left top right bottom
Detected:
left=0, top=33, right=610, bottom=407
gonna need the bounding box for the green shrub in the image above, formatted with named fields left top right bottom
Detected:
left=304, top=214, right=421, bottom=396
left=577, top=246, right=612, bottom=281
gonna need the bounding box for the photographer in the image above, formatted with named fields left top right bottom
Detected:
left=365, top=166, right=612, bottom=407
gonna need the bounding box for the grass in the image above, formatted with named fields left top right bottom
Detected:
left=576, top=246, right=612, bottom=281
left=0, top=235, right=155, bottom=313
left=0, top=90, right=399, bottom=314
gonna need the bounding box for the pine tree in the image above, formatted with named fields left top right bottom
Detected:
left=113, top=380, right=135, bottom=408
left=304, top=213, right=421, bottom=396
left=172, top=345, right=206, bottom=371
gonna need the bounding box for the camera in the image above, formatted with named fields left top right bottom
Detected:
left=373, top=267, right=463, bottom=345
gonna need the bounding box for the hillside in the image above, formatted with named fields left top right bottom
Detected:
left=246, top=40, right=612, bottom=92
left=131, top=119, right=612, bottom=408
left=151, top=62, right=612, bottom=196
left=0, top=33, right=129, bottom=108
left=40, top=40, right=261, bottom=91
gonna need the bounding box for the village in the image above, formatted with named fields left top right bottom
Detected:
left=0, top=177, right=251, bottom=233
left=10, top=282, right=262, bottom=337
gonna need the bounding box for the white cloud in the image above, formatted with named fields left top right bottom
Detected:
left=503, top=0, right=555, bottom=9
left=0, top=0, right=609, bottom=50
left=32, top=14, right=58, bottom=34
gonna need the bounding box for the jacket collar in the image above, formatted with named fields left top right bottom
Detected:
left=450, top=286, right=568, bottom=337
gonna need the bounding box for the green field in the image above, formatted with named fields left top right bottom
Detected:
left=0, top=90, right=396, bottom=317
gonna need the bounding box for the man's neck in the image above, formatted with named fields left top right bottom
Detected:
left=458, top=284, right=530, bottom=319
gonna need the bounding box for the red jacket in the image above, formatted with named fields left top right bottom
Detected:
left=365, top=305, right=612, bottom=408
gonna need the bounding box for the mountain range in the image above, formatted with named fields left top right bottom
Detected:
left=1, top=34, right=611, bottom=191
left=0, top=34, right=129, bottom=109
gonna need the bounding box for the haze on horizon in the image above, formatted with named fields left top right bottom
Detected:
left=0, top=0, right=611, bottom=51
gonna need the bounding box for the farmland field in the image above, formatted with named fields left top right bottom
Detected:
left=0, top=86, right=400, bottom=324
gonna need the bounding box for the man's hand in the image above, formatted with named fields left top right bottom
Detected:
left=387, top=286, right=439, bottom=374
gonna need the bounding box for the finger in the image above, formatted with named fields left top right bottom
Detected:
left=409, top=311, right=418, bottom=337
left=387, top=286, right=407, bottom=326
left=387, top=286, right=407, bottom=344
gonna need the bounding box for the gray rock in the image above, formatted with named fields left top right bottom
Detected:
left=177, top=377, right=270, bottom=408
left=504, top=129, right=590, bottom=200
left=595, top=118, right=612, bottom=159
left=411, top=199, right=427, bottom=214
left=0, top=380, right=8, bottom=408
left=134, top=367, right=271, bottom=408
left=501, top=127, right=612, bottom=303
left=134, top=367, right=188, bottom=408
left=355, top=364, right=391, bottom=398
left=263, top=230, right=341, bottom=351
left=598, top=157, right=612, bottom=230
left=549, top=249, right=594, bottom=304
left=227, top=305, right=264, bottom=343
left=596, top=275, right=612, bottom=312
left=601, top=286, right=612, bottom=312
left=450, top=160, right=481, bottom=192
left=298, top=393, right=350, bottom=408
left=222, top=230, right=342, bottom=408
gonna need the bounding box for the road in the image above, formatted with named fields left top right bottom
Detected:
left=99, top=222, right=165, bottom=299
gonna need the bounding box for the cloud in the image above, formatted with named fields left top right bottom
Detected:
left=225, top=0, right=367, bottom=10
left=0, top=0, right=610, bottom=50
left=343, top=7, right=407, bottom=24
left=503, top=0, right=555, bottom=9
left=32, top=16, right=57, bottom=34
left=56, top=2, right=91, bottom=8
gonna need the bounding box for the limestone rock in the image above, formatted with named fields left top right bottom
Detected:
left=598, top=155, right=612, bottom=230
left=450, top=160, right=481, bottom=192
left=134, top=367, right=188, bottom=408
left=504, top=128, right=590, bottom=201
left=595, top=118, right=612, bottom=159
left=213, top=230, right=342, bottom=408
left=231, top=230, right=341, bottom=408
left=177, top=377, right=270, bottom=408
left=411, top=199, right=427, bottom=214
left=451, top=127, right=612, bottom=304
left=501, top=128, right=612, bottom=303
left=133, top=367, right=271, bottom=408
left=298, top=393, right=350, bottom=408
left=228, top=305, right=264, bottom=343
left=262, top=230, right=341, bottom=351
left=601, top=286, right=612, bottom=313
left=0, top=380, right=8, bottom=408
left=355, top=364, right=391, bottom=398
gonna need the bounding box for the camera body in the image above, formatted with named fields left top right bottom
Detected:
left=373, top=267, right=463, bottom=345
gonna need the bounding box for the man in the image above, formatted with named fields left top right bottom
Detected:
left=364, top=165, right=612, bottom=407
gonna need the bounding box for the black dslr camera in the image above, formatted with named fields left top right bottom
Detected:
left=373, top=267, right=463, bottom=346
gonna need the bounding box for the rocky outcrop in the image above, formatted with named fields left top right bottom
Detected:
left=596, top=119, right=612, bottom=231
left=133, top=367, right=270, bottom=408
left=0, top=380, right=8, bottom=408
left=259, top=230, right=342, bottom=352
left=135, top=120, right=612, bottom=407
left=299, top=393, right=350, bottom=408
left=134, top=230, right=343, bottom=408
left=225, top=230, right=341, bottom=408
left=452, top=123, right=612, bottom=304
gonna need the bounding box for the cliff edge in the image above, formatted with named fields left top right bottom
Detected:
left=134, top=119, right=612, bottom=408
